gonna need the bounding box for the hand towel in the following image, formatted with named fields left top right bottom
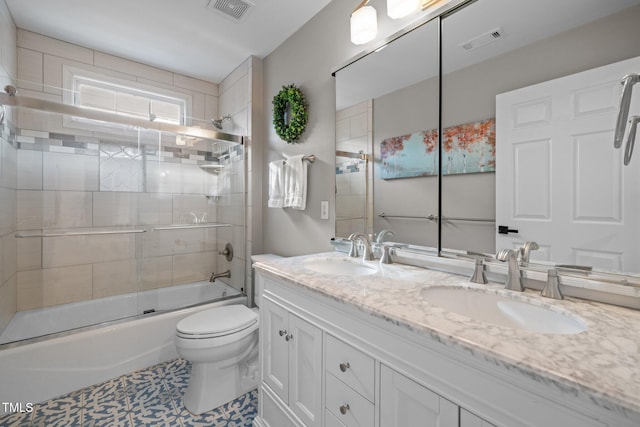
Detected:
left=268, top=160, right=285, bottom=208
left=283, top=154, right=307, bottom=210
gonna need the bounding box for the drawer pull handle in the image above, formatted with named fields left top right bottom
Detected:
left=285, top=334, right=293, bottom=341
left=279, top=329, right=287, bottom=337
left=339, top=404, right=350, bottom=415
left=339, top=362, right=350, bottom=372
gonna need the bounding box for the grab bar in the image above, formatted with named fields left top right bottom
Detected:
left=624, top=115, right=640, bottom=165
left=614, top=73, right=640, bottom=149
left=15, top=229, right=147, bottom=238
left=378, top=212, right=495, bottom=223
left=151, top=223, right=232, bottom=231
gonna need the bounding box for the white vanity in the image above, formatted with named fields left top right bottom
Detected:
left=252, top=252, right=640, bottom=427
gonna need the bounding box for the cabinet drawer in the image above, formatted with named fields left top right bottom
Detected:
left=325, top=334, right=375, bottom=401
left=326, top=373, right=374, bottom=427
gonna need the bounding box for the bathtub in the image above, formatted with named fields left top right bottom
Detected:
left=0, top=280, right=246, bottom=411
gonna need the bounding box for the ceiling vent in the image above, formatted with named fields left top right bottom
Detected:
left=460, top=27, right=505, bottom=51
left=208, top=0, right=254, bottom=22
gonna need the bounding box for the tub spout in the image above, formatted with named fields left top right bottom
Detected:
left=210, top=270, right=231, bottom=282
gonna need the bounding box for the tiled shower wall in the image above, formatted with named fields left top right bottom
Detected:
left=0, top=1, right=18, bottom=333
left=6, top=29, right=250, bottom=314
left=335, top=101, right=373, bottom=238
left=13, top=126, right=245, bottom=311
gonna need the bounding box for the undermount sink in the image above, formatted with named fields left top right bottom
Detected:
left=302, top=257, right=378, bottom=276
left=421, top=287, right=587, bottom=335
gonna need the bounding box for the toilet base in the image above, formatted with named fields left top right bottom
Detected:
left=182, top=346, right=259, bottom=415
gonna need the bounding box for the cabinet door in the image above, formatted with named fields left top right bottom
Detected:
left=380, top=365, right=458, bottom=427
left=262, top=298, right=290, bottom=403
left=460, top=409, right=495, bottom=427
left=289, top=313, right=323, bottom=427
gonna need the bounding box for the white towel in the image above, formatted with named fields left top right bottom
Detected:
left=268, top=160, right=285, bottom=208
left=283, top=154, right=307, bottom=210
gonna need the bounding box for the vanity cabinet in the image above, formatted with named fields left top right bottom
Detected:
left=261, top=296, right=323, bottom=427
left=255, top=270, right=616, bottom=427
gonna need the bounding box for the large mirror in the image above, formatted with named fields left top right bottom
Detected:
left=335, top=0, right=640, bottom=277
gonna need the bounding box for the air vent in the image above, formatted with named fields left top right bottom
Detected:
left=460, top=27, right=505, bottom=51
left=208, top=0, right=254, bottom=22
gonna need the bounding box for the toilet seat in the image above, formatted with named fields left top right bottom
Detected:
left=176, top=305, right=257, bottom=339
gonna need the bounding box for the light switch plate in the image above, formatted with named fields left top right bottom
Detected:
left=321, top=201, right=329, bottom=219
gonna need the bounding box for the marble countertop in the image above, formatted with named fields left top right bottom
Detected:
left=254, top=251, right=640, bottom=421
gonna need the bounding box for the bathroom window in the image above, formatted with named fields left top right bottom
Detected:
left=62, top=65, right=191, bottom=127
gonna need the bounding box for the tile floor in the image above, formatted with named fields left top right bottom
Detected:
left=0, top=358, right=257, bottom=426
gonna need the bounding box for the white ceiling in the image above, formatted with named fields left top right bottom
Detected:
left=6, top=0, right=332, bottom=84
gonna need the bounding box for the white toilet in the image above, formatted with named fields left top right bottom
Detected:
left=174, top=304, right=259, bottom=414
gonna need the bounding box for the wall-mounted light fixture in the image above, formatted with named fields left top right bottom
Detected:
left=387, top=0, right=420, bottom=19
left=387, top=0, right=443, bottom=19
left=350, top=0, right=378, bottom=45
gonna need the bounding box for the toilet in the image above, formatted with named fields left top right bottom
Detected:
left=174, top=304, right=259, bottom=415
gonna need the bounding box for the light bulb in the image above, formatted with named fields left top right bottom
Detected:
left=350, top=5, right=378, bottom=45
left=387, top=0, right=420, bottom=19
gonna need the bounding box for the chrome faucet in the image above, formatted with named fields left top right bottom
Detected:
left=348, top=233, right=374, bottom=261
left=375, top=229, right=395, bottom=244
left=210, top=270, right=231, bottom=282
left=519, top=241, right=539, bottom=265
left=496, top=249, right=523, bottom=292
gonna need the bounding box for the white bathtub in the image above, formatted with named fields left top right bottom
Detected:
left=0, top=281, right=246, bottom=411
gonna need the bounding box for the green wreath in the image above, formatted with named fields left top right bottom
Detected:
left=272, top=84, right=308, bottom=143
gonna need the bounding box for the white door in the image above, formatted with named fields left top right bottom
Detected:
left=496, top=56, right=640, bottom=272
left=288, top=314, right=323, bottom=427
left=379, top=365, right=459, bottom=427
left=460, top=408, right=495, bottom=427
left=262, top=298, right=290, bottom=403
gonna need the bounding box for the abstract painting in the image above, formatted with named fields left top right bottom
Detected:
left=379, top=118, right=496, bottom=179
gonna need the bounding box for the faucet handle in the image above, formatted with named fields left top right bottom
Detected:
left=541, top=268, right=563, bottom=300
left=469, top=258, right=488, bottom=284
left=379, top=245, right=393, bottom=265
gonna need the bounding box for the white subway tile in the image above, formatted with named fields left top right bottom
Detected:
left=43, top=152, right=99, bottom=191
left=93, top=192, right=138, bottom=226
left=17, top=265, right=93, bottom=310
left=156, top=228, right=205, bottom=257
left=172, top=251, right=215, bottom=285
left=137, top=192, right=173, bottom=225
left=0, top=187, right=15, bottom=235
left=1, top=232, right=16, bottom=285
left=1, top=138, right=16, bottom=188
left=94, top=52, right=172, bottom=84
left=92, top=259, right=137, bottom=298
left=140, top=256, right=173, bottom=291
left=18, top=30, right=93, bottom=64
left=17, top=190, right=93, bottom=230
left=0, top=274, right=16, bottom=331
left=172, top=194, right=208, bottom=224
left=42, top=234, right=135, bottom=268
left=17, top=236, right=41, bottom=272
left=173, top=73, right=218, bottom=96
left=17, top=47, right=43, bottom=92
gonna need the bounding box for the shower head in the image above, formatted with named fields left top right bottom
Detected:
left=211, top=114, right=232, bottom=130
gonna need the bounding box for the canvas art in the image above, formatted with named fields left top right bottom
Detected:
left=379, top=118, right=496, bottom=179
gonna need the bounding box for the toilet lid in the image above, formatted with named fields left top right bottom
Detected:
left=177, top=305, right=257, bottom=337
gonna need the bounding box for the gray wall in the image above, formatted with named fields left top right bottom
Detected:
left=261, top=1, right=640, bottom=256
left=261, top=0, right=424, bottom=256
